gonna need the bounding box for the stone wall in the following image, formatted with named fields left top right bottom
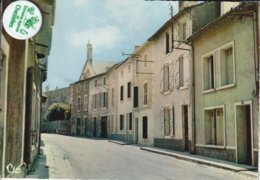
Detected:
left=41, top=120, right=71, bottom=135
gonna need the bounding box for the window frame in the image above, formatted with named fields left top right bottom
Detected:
left=143, top=82, right=148, bottom=106
left=77, top=96, right=81, bottom=112
left=127, top=81, right=131, bottom=99
left=217, top=42, right=235, bottom=90
left=203, top=105, right=226, bottom=148
left=120, top=85, right=124, bottom=101
left=120, top=114, right=124, bottom=130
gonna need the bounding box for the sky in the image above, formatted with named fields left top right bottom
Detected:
left=43, top=0, right=179, bottom=91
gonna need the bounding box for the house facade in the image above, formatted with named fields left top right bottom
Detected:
left=149, top=2, right=221, bottom=152
left=132, top=42, right=154, bottom=146
left=0, top=0, right=55, bottom=177
left=189, top=2, right=259, bottom=166
left=70, top=42, right=114, bottom=137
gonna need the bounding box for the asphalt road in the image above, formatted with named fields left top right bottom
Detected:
left=41, top=134, right=256, bottom=180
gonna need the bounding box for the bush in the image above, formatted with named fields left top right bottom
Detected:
left=47, top=103, right=71, bottom=121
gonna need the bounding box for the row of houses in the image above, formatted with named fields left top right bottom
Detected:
left=0, top=0, right=55, bottom=178
left=70, top=2, right=259, bottom=166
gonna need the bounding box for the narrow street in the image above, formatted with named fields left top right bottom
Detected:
left=28, top=134, right=256, bottom=180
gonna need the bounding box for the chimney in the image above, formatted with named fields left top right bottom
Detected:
left=87, top=40, right=92, bottom=65
left=179, top=1, right=198, bottom=11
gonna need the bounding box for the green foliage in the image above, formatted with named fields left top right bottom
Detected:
left=47, top=103, right=71, bottom=121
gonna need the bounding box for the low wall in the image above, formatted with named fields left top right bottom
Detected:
left=41, top=120, right=71, bottom=135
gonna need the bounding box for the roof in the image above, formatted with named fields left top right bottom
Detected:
left=92, top=61, right=116, bottom=75
left=188, top=2, right=257, bottom=42
left=148, top=2, right=205, bottom=41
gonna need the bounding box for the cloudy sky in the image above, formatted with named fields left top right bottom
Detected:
left=44, top=0, right=178, bottom=90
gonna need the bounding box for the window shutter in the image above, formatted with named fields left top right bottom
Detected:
left=170, top=60, right=174, bottom=90
left=175, top=59, right=180, bottom=88
left=106, top=92, right=108, bottom=107
left=160, top=108, right=164, bottom=137
left=92, top=95, right=94, bottom=109
left=172, top=106, right=175, bottom=136
left=170, top=106, right=173, bottom=136
left=160, top=67, right=163, bottom=93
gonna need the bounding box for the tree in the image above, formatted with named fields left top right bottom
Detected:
left=47, top=103, right=71, bottom=121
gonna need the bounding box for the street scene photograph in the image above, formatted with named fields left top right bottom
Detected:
left=0, top=0, right=259, bottom=179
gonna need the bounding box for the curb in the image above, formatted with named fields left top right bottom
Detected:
left=108, top=140, right=130, bottom=145
left=140, top=147, right=258, bottom=178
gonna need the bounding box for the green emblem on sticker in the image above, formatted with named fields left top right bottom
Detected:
left=2, top=0, right=42, bottom=40
left=27, top=7, right=35, bottom=15
left=24, top=16, right=39, bottom=29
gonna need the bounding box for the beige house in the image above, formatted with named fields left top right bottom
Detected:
left=132, top=42, right=155, bottom=146
left=113, top=58, right=135, bottom=142
left=188, top=2, right=259, bottom=166
left=149, top=2, right=221, bottom=152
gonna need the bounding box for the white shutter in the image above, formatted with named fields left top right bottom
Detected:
left=170, top=106, right=173, bottom=136
left=160, top=67, right=163, bottom=93
left=174, top=26, right=178, bottom=47
left=175, top=59, right=180, bottom=88
left=170, top=60, right=174, bottom=90
left=160, top=108, right=164, bottom=137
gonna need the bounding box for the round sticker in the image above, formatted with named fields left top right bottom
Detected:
left=2, top=0, right=42, bottom=40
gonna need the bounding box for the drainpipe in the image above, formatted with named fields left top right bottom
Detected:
left=190, top=42, right=196, bottom=154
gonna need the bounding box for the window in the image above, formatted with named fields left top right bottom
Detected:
left=133, top=86, right=138, bottom=108
left=120, top=85, right=124, bottom=101
left=182, top=23, right=186, bottom=41
left=102, top=92, right=108, bottom=108
left=204, top=108, right=224, bottom=146
left=84, top=95, right=88, bottom=110
left=220, top=47, right=234, bottom=86
left=111, top=88, right=114, bottom=106
left=176, top=56, right=184, bottom=88
left=121, top=70, right=124, bottom=77
left=93, top=94, right=97, bottom=109
left=77, top=97, right=81, bottom=111
left=143, top=83, right=148, bottom=105
left=95, top=80, right=98, bottom=87
left=84, top=81, right=88, bottom=90
left=203, top=55, right=214, bottom=91
left=103, top=77, right=106, bottom=85
left=77, top=84, right=81, bottom=92
left=120, top=115, right=124, bottom=130
left=164, top=108, right=170, bottom=136
left=166, top=32, right=170, bottom=54
left=143, top=116, right=148, bottom=139
left=127, top=82, right=131, bottom=98
left=163, top=65, right=170, bottom=92
left=129, top=113, right=132, bottom=130
left=111, top=114, right=114, bottom=133
left=144, top=55, right=147, bottom=68
left=128, top=64, right=131, bottom=72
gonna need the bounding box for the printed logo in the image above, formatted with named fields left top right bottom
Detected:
left=2, top=0, right=42, bottom=40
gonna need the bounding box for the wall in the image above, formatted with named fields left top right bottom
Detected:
left=193, top=17, right=258, bottom=165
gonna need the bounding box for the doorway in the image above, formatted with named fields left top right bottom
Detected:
left=135, top=118, right=138, bottom=144
left=142, top=116, right=148, bottom=139
left=93, top=117, right=97, bottom=137
left=76, top=118, right=81, bottom=136
left=101, top=116, right=107, bottom=138
left=182, top=105, right=189, bottom=151
left=236, top=104, right=252, bottom=165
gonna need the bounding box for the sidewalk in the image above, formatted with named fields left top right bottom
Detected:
left=25, top=141, right=75, bottom=179
left=140, top=146, right=258, bottom=179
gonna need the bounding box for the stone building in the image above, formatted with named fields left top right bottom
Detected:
left=0, top=0, right=55, bottom=177
left=70, top=42, right=115, bottom=137
left=42, top=87, right=70, bottom=121
left=188, top=2, right=259, bottom=166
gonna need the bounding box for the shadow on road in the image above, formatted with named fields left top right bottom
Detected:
left=25, top=146, right=49, bottom=179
